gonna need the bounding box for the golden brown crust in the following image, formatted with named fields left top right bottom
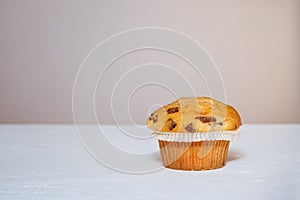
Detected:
left=146, top=97, right=242, bottom=132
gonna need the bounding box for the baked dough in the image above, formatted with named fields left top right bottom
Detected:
left=146, top=97, right=241, bottom=132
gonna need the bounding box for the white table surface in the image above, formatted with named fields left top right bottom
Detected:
left=0, top=124, right=299, bottom=200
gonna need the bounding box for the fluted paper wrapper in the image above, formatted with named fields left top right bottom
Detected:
left=153, top=131, right=239, bottom=142
left=153, top=131, right=239, bottom=170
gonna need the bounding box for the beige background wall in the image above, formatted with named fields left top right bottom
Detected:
left=0, top=0, right=299, bottom=124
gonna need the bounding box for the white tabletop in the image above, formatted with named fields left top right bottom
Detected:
left=0, top=124, right=299, bottom=200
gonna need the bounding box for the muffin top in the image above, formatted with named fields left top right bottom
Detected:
left=146, top=97, right=241, bottom=132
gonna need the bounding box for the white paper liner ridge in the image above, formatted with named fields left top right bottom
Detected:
left=152, top=131, right=240, bottom=142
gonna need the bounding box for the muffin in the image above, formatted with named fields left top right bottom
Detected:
left=146, top=97, right=242, bottom=170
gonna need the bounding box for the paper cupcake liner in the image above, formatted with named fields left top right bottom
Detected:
left=153, top=130, right=240, bottom=142
left=158, top=140, right=230, bottom=170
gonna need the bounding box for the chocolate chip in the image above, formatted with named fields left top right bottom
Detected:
left=167, top=107, right=179, bottom=114
left=185, top=123, right=196, bottom=133
left=218, top=122, right=223, bottom=126
left=195, top=116, right=217, bottom=123
left=166, top=118, right=177, bottom=130
left=153, top=115, right=158, bottom=123
left=149, top=114, right=158, bottom=123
